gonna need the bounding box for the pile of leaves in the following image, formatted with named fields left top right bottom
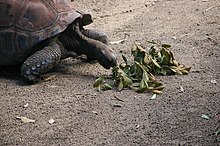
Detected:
left=93, top=41, right=191, bottom=94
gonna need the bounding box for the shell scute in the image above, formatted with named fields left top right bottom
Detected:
left=0, top=0, right=89, bottom=66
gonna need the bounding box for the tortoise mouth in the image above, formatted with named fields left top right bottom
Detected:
left=98, top=55, right=117, bottom=69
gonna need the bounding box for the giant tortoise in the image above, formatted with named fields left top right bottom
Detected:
left=0, top=0, right=117, bottom=83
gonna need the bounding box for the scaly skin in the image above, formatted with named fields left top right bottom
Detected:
left=82, top=29, right=109, bottom=45
left=21, top=42, right=61, bottom=83
left=59, top=22, right=117, bottom=69
left=21, top=22, right=117, bottom=83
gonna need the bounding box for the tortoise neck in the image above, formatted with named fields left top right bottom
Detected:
left=58, top=23, right=81, bottom=53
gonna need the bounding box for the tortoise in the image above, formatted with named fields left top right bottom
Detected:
left=0, top=0, right=117, bottom=83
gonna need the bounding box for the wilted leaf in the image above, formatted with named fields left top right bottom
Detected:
left=143, top=55, right=151, bottom=65
left=16, top=116, right=35, bottom=123
left=131, top=44, right=138, bottom=57
left=173, top=60, right=179, bottom=66
left=181, top=69, right=189, bottom=75
left=146, top=40, right=157, bottom=44
left=23, top=103, right=29, bottom=108
left=201, top=114, right=210, bottom=120
left=172, top=36, right=177, bottom=40
left=211, top=80, right=217, bottom=84
left=48, top=119, right=55, bottom=124
left=136, top=86, right=148, bottom=93
left=153, top=85, right=165, bottom=90
left=92, top=111, right=98, bottom=115
left=179, top=86, right=184, bottom=93
left=131, top=82, right=140, bottom=87
left=152, top=59, right=161, bottom=68
left=174, top=68, right=183, bottom=75
left=130, top=86, right=139, bottom=91
left=137, top=44, right=147, bottom=53
left=42, top=75, right=56, bottom=82
left=93, top=41, right=191, bottom=94
left=110, top=38, right=127, bottom=45
left=150, top=94, right=157, bottom=100
left=162, top=44, right=171, bottom=48
left=184, top=66, right=191, bottom=71
left=152, top=90, right=163, bottom=94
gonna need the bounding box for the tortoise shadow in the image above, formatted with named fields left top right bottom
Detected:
left=0, top=65, right=20, bottom=79
left=0, top=65, right=28, bottom=85
left=54, top=59, right=98, bottom=78
left=0, top=59, right=98, bottom=86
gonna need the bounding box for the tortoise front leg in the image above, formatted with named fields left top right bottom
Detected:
left=81, top=29, right=109, bottom=45
left=81, top=29, right=110, bottom=61
left=73, top=22, right=117, bottom=69
left=21, top=42, right=62, bottom=83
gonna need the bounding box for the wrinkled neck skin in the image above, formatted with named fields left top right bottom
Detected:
left=58, top=22, right=83, bottom=59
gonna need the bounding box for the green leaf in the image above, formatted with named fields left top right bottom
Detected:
left=142, top=70, right=149, bottom=84
left=122, top=75, right=133, bottom=87
left=131, top=82, right=140, bottom=87
left=117, top=78, right=124, bottom=91
left=161, top=48, right=172, bottom=65
left=143, top=55, right=151, bottom=65
left=140, top=79, right=146, bottom=88
left=130, top=86, right=139, bottom=91
left=93, top=41, right=190, bottom=94
left=160, top=68, right=167, bottom=75
left=102, top=83, right=113, bottom=90
left=93, top=76, right=104, bottom=87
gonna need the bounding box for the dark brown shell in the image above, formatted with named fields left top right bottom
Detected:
left=0, top=0, right=92, bottom=66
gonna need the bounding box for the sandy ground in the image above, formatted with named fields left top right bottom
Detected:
left=0, top=0, right=220, bottom=145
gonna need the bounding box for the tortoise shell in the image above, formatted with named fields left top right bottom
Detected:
left=0, top=0, right=92, bottom=66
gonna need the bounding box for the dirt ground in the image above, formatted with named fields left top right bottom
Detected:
left=0, top=0, right=220, bottom=145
